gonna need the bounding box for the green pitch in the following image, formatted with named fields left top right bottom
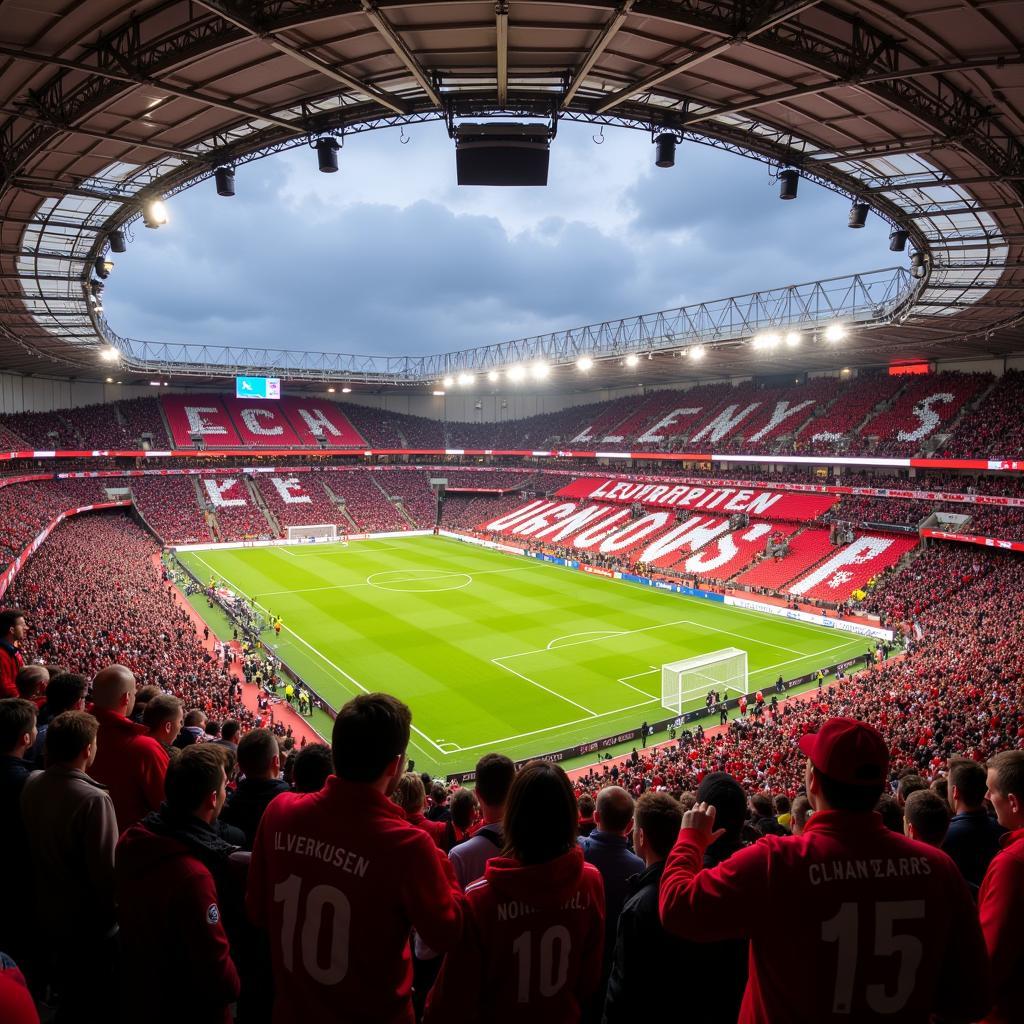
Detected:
left=178, top=536, right=872, bottom=777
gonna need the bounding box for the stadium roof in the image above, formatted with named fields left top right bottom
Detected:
left=0, top=0, right=1022, bottom=390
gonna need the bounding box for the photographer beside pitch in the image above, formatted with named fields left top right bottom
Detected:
left=658, top=717, right=991, bottom=1022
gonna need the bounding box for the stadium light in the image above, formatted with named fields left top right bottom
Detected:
left=432, top=389, right=445, bottom=396
left=214, top=166, right=236, bottom=197
left=625, top=353, right=639, bottom=368
left=778, top=169, right=799, bottom=200
left=848, top=202, right=869, bottom=229
left=688, top=345, right=705, bottom=360
left=507, top=365, right=526, bottom=382
left=577, top=355, right=594, bottom=372
left=100, top=346, right=119, bottom=362
left=94, top=257, right=113, bottom=279
left=341, top=387, right=352, bottom=393
left=531, top=362, right=550, bottom=380
left=753, top=332, right=781, bottom=350
left=910, top=251, right=927, bottom=278
left=824, top=323, right=847, bottom=343
left=457, top=373, right=474, bottom=386
left=442, top=376, right=455, bottom=388
left=487, top=370, right=500, bottom=383
left=784, top=331, right=801, bottom=348
left=316, top=137, right=340, bottom=173
left=655, top=133, right=677, bottom=168
left=142, top=199, right=168, bottom=228
left=327, top=386, right=336, bottom=393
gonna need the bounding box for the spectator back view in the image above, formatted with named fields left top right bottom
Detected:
left=87, top=664, right=169, bottom=830
left=944, top=756, right=1005, bottom=888
left=424, top=760, right=605, bottom=1024
left=247, top=692, right=464, bottom=1024
left=660, top=717, right=991, bottom=1023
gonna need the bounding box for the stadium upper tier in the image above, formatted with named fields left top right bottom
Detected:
left=1, top=369, right=1023, bottom=460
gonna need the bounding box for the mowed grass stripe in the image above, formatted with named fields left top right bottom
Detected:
left=179, top=536, right=871, bottom=775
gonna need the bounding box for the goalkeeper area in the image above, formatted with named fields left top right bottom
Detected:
left=177, top=535, right=873, bottom=777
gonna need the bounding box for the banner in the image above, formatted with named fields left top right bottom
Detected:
left=555, top=477, right=836, bottom=519
left=920, top=528, right=1024, bottom=553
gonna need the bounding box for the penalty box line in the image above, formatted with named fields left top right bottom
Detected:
left=191, top=555, right=447, bottom=759
left=472, top=635, right=867, bottom=755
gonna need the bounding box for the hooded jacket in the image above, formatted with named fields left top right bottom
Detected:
left=116, top=809, right=240, bottom=1024
left=424, top=846, right=605, bottom=1024
left=89, top=707, right=168, bottom=830
left=220, top=776, right=290, bottom=849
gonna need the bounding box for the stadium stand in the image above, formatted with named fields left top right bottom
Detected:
left=941, top=368, right=1024, bottom=457
left=130, top=476, right=213, bottom=544
left=251, top=475, right=349, bottom=532
left=326, top=470, right=407, bottom=532
left=731, top=528, right=835, bottom=589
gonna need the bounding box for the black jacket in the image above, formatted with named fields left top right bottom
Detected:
left=604, top=844, right=748, bottom=1024
left=221, top=776, right=290, bottom=849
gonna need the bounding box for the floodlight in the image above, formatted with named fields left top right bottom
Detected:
left=105, top=377, right=114, bottom=383
left=457, top=373, right=473, bottom=386
left=108, top=229, right=126, bottom=253
left=100, top=346, right=120, bottom=362
left=487, top=370, right=500, bottom=383
left=910, top=251, right=927, bottom=279
left=142, top=199, right=168, bottom=228
left=215, top=166, right=236, bottom=197
left=888, top=228, right=908, bottom=252
left=316, top=137, right=340, bottom=173
left=689, top=345, right=705, bottom=360
left=531, top=362, right=550, bottom=380
left=824, top=324, right=847, bottom=343
left=848, top=202, right=869, bottom=229
left=784, top=331, right=801, bottom=348
left=655, top=133, right=677, bottom=168
left=327, top=386, right=336, bottom=393
left=94, top=257, right=113, bottom=279
left=778, top=169, right=799, bottom=200
left=432, top=390, right=446, bottom=396
left=625, top=353, right=639, bottom=367
left=753, top=333, right=780, bottom=350
left=507, top=365, right=526, bottom=382
left=442, top=376, right=455, bottom=388
left=341, top=387, right=352, bottom=394
left=577, top=355, right=594, bottom=371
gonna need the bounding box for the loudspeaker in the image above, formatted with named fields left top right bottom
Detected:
left=455, top=123, right=550, bottom=186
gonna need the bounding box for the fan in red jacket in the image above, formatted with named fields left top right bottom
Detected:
left=115, top=745, right=240, bottom=1024
left=87, top=665, right=169, bottom=830
left=978, top=750, right=1024, bottom=1024
left=247, top=693, right=464, bottom=1024
left=0, top=609, right=27, bottom=700
left=424, top=760, right=605, bottom=1024
left=659, top=717, right=991, bottom=1024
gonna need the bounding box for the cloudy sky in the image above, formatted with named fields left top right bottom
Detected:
left=105, top=121, right=901, bottom=357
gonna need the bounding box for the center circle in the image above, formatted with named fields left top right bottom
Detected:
left=366, top=569, right=473, bottom=593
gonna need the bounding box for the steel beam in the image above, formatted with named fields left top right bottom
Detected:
left=496, top=1, right=509, bottom=108
left=360, top=1, right=442, bottom=108
left=561, top=0, right=633, bottom=109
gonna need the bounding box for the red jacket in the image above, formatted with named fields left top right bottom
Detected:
left=88, top=708, right=169, bottom=831
left=978, top=826, right=1024, bottom=1024
left=659, top=809, right=990, bottom=1023
left=424, top=847, right=605, bottom=1024
left=0, top=642, right=23, bottom=699
left=406, top=810, right=450, bottom=850
left=247, top=776, right=464, bottom=1024
left=115, top=820, right=240, bottom=1024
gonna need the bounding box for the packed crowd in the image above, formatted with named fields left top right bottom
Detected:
left=0, top=478, right=109, bottom=565
left=0, top=504, right=1021, bottom=1022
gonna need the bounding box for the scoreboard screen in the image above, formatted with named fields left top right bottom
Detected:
left=235, top=376, right=281, bottom=399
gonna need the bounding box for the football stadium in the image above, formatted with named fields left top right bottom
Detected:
left=0, top=1, right=1022, bottom=1022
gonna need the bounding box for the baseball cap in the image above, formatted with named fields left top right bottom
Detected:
left=799, top=717, right=889, bottom=787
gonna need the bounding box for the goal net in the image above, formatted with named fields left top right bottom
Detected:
left=661, top=648, right=748, bottom=716
left=286, top=524, right=338, bottom=543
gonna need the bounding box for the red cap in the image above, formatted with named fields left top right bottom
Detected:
left=798, top=717, right=889, bottom=787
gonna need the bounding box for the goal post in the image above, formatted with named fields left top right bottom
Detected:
left=661, top=648, right=748, bottom=716
left=285, top=524, right=338, bottom=543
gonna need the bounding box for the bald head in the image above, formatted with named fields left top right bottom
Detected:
left=595, top=786, right=635, bottom=835
left=91, top=665, right=138, bottom=716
